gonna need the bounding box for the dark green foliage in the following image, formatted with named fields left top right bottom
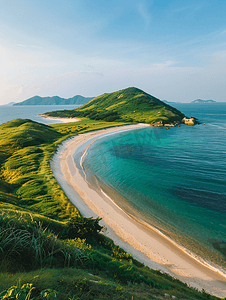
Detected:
left=41, top=109, right=79, bottom=118
left=93, top=234, right=133, bottom=262
left=0, top=213, right=221, bottom=299
left=0, top=215, right=88, bottom=272
left=84, top=251, right=144, bottom=285
left=67, top=216, right=103, bottom=239
left=0, top=179, right=13, bottom=193
left=0, top=283, right=58, bottom=299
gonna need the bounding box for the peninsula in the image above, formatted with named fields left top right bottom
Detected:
left=43, top=87, right=198, bottom=126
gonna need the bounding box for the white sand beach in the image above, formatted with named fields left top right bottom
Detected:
left=50, top=124, right=226, bottom=298
left=38, top=114, right=81, bottom=123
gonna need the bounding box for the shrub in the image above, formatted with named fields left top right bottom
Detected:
left=66, top=216, right=103, bottom=239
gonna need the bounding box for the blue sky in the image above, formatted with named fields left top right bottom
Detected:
left=0, top=0, right=226, bottom=104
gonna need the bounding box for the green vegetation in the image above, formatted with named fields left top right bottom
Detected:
left=0, top=118, right=219, bottom=299
left=44, top=87, right=185, bottom=125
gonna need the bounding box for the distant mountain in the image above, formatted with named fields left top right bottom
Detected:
left=2, top=101, right=16, bottom=106
left=162, top=100, right=177, bottom=104
left=13, top=95, right=94, bottom=106
left=191, top=99, right=216, bottom=104
left=44, top=87, right=191, bottom=125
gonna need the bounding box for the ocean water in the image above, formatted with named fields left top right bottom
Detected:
left=0, top=105, right=80, bottom=125
left=83, top=103, right=226, bottom=268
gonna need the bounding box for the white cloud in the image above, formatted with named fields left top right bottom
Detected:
left=17, top=44, right=43, bottom=49
left=137, top=2, right=151, bottom=28
left=152, top=61, right=177, bottom=68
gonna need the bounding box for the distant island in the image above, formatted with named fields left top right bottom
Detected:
left=162, top=100, right=177, bottom=104
left=43, top=87, right=199, bottom=126
left=191, top=99, right=216, bottom=104
left=13, top=95, right=94, bottom=106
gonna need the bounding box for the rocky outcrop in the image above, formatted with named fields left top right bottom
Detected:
left=152, top=117, right=200, bottom=127
left=182, top=117, right=199, bottom=125
left=152, top=121, right=164, bottom=127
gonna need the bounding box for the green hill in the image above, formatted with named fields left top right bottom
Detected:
left=0, top=119, right=61, bottom=163
left=13, top=95, right=94, bottom=106
left=0, top=118, right=125, bottom=224
left=43, top=87, right=186, bottom=125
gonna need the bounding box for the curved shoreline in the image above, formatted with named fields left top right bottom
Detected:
left=50, top=124, right=226, bottom=298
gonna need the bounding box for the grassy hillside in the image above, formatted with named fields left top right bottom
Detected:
left=0, top=118, right=127, bottom=220
left=0, top=118, right=219, bottom=299
left=44, top=87, right=186, bottom=125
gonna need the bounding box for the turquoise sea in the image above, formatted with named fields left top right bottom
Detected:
left=0, top=105, right=80, bottom=125
left=83, top=103, right=226, bottom=269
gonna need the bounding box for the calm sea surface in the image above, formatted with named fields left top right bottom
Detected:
left=0, top=105, right=80, bottom=125
left=83, top=103, right=226, bottom=268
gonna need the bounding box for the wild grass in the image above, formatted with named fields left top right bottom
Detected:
left=0, top=213, right=89, bottom=273
left=0, top=118, right=128, bottom=222
left=0, top=119, right=81, bottom=220
left=0, top=212, right=220, bottom=299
